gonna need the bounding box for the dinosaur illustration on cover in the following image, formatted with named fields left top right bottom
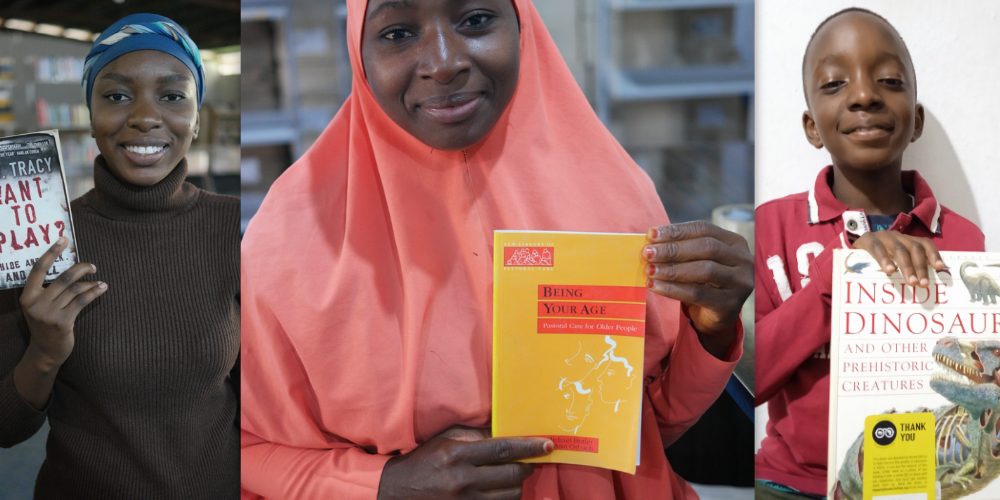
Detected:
left=832, top=337, right=1000, bottom=500
left=960, top=262, right=1000, bottom=305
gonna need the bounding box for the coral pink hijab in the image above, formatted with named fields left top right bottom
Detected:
left=241, top=1, right=738, bottom=498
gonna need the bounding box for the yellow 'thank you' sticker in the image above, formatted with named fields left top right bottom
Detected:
left=862, top=413, right=935, bottom=500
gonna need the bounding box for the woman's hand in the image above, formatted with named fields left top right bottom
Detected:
left=643, top=221, right=753, bottom=358
left=853, top=230, right=945, bottom=288
left=20, top=238, right=107, bottom=370
left=377, top=426, right=553, bottom=500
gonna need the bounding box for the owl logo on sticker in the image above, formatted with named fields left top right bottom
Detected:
left=872, top=420, right=896, bottom=446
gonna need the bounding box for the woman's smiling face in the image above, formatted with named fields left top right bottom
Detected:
left=90, top=50, right=199, bottom=186
left=361, top=0, right=520, bottom=151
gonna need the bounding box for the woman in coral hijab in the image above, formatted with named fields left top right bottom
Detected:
left=241, top=1, right=752, bottom=499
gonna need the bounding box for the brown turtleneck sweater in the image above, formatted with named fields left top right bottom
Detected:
left=0, top=156, right=239, bottom=499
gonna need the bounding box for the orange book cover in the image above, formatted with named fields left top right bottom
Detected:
left=492, top=230, right=647, bottom=474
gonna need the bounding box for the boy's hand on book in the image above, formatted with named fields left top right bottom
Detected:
left=377, top=425, right=553, bottom=500
left=19, top=238, right=107, bottom=370
left=643, top=222, right=752, bottom=357
left=853, top=230, right=946, bottom=288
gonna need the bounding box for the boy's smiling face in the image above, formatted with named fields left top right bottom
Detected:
left=802, top=12, right=923, bottom=172
left=361, top=0, right=520, bottom=151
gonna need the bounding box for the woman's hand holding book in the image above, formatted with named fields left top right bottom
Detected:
left=643, top=221, right=753, bottom=359
left=378, top=426, right=553, bottom=500
left=12, top=238, right=107, bottom=410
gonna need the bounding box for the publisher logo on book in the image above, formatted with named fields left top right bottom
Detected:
left=872, top=420, right=896, bottom=446
left=504, top=247, right=553, bottom=267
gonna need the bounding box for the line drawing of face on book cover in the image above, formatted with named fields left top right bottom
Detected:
left=558, top=335, right=636, bottom=434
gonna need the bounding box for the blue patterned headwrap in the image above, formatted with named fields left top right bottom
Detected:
left=83, top=13, right=205, bottom=110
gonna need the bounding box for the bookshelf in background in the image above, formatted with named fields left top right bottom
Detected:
left=0, top=57, right=17, bottom=134
left=23, top=53, right=95, bottom=199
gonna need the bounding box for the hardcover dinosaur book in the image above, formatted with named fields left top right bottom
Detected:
left=0, top=130, right=77, bottom=289
left=492, top=230, right=647, bottom=474
left=828, top=249, right=1000, bottom=500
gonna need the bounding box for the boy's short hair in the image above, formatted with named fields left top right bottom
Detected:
left=801, top=7, right=917, bottom=104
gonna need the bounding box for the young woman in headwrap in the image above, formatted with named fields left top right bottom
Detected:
left=0, top=14, right=239, bottom=499
left=240, top=1, right=752, bottom=499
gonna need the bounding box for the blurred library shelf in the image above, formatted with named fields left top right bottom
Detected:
left=240, top=0, right=352, bottom=232
left=597, top=0, right=754, bottom=118
left=594, top=0, right=754, bottom=225
left=241, top=0, right=304, bottom=232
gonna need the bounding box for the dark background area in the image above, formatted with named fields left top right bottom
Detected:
left=2, top=0, right=239, bottom=47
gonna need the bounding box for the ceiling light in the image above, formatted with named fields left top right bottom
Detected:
left=62, top=28, right=93, bottom=41
left=217, top=64, right=240, bottom=76
left=4, top=19, right=36, bottom=32
left=34, top=24, right=64, bottom=37
left=217, top=52, right=240, bottom=65
left=217, top=51, right=240, bottom=75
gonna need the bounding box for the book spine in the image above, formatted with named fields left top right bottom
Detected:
left=48, top=130, right=78, bottom=263
left=491, top=231, right=502, bottom=434
left=827, top=248, right=844, bottom=493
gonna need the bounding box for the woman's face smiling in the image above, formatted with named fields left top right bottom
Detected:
left=802, top=12, right=923, bottom=172
left=90, top=50, right=199, bottom=186
left=361, top=0, right=520, bottom=151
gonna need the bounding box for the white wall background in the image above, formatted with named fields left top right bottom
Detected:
left=755, top=0, right=1000, bottom=452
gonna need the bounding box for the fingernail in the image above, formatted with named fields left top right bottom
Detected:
left=648, top=228, right=659, bottom=240
left=98, top=282, right=107, bottom=289
left=920, top=278, right=929, bottom=286
left=645, top=264, right=656, bottom=276
left=646, top=278, right=654, bottom=289
left=544, top=441, right=554, bottom=453
left=57, top=237, right=66, bottom=245
left=91, top=265, right=96, bottom=272
left=644, top=247, right=655, bottom=260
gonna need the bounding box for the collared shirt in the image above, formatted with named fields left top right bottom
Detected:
left=866, top=214, right=899, bottom=232
left=753, top=166, right=984, bottom=496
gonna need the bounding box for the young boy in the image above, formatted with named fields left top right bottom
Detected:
left=754, top=8, right=985, bottom=499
